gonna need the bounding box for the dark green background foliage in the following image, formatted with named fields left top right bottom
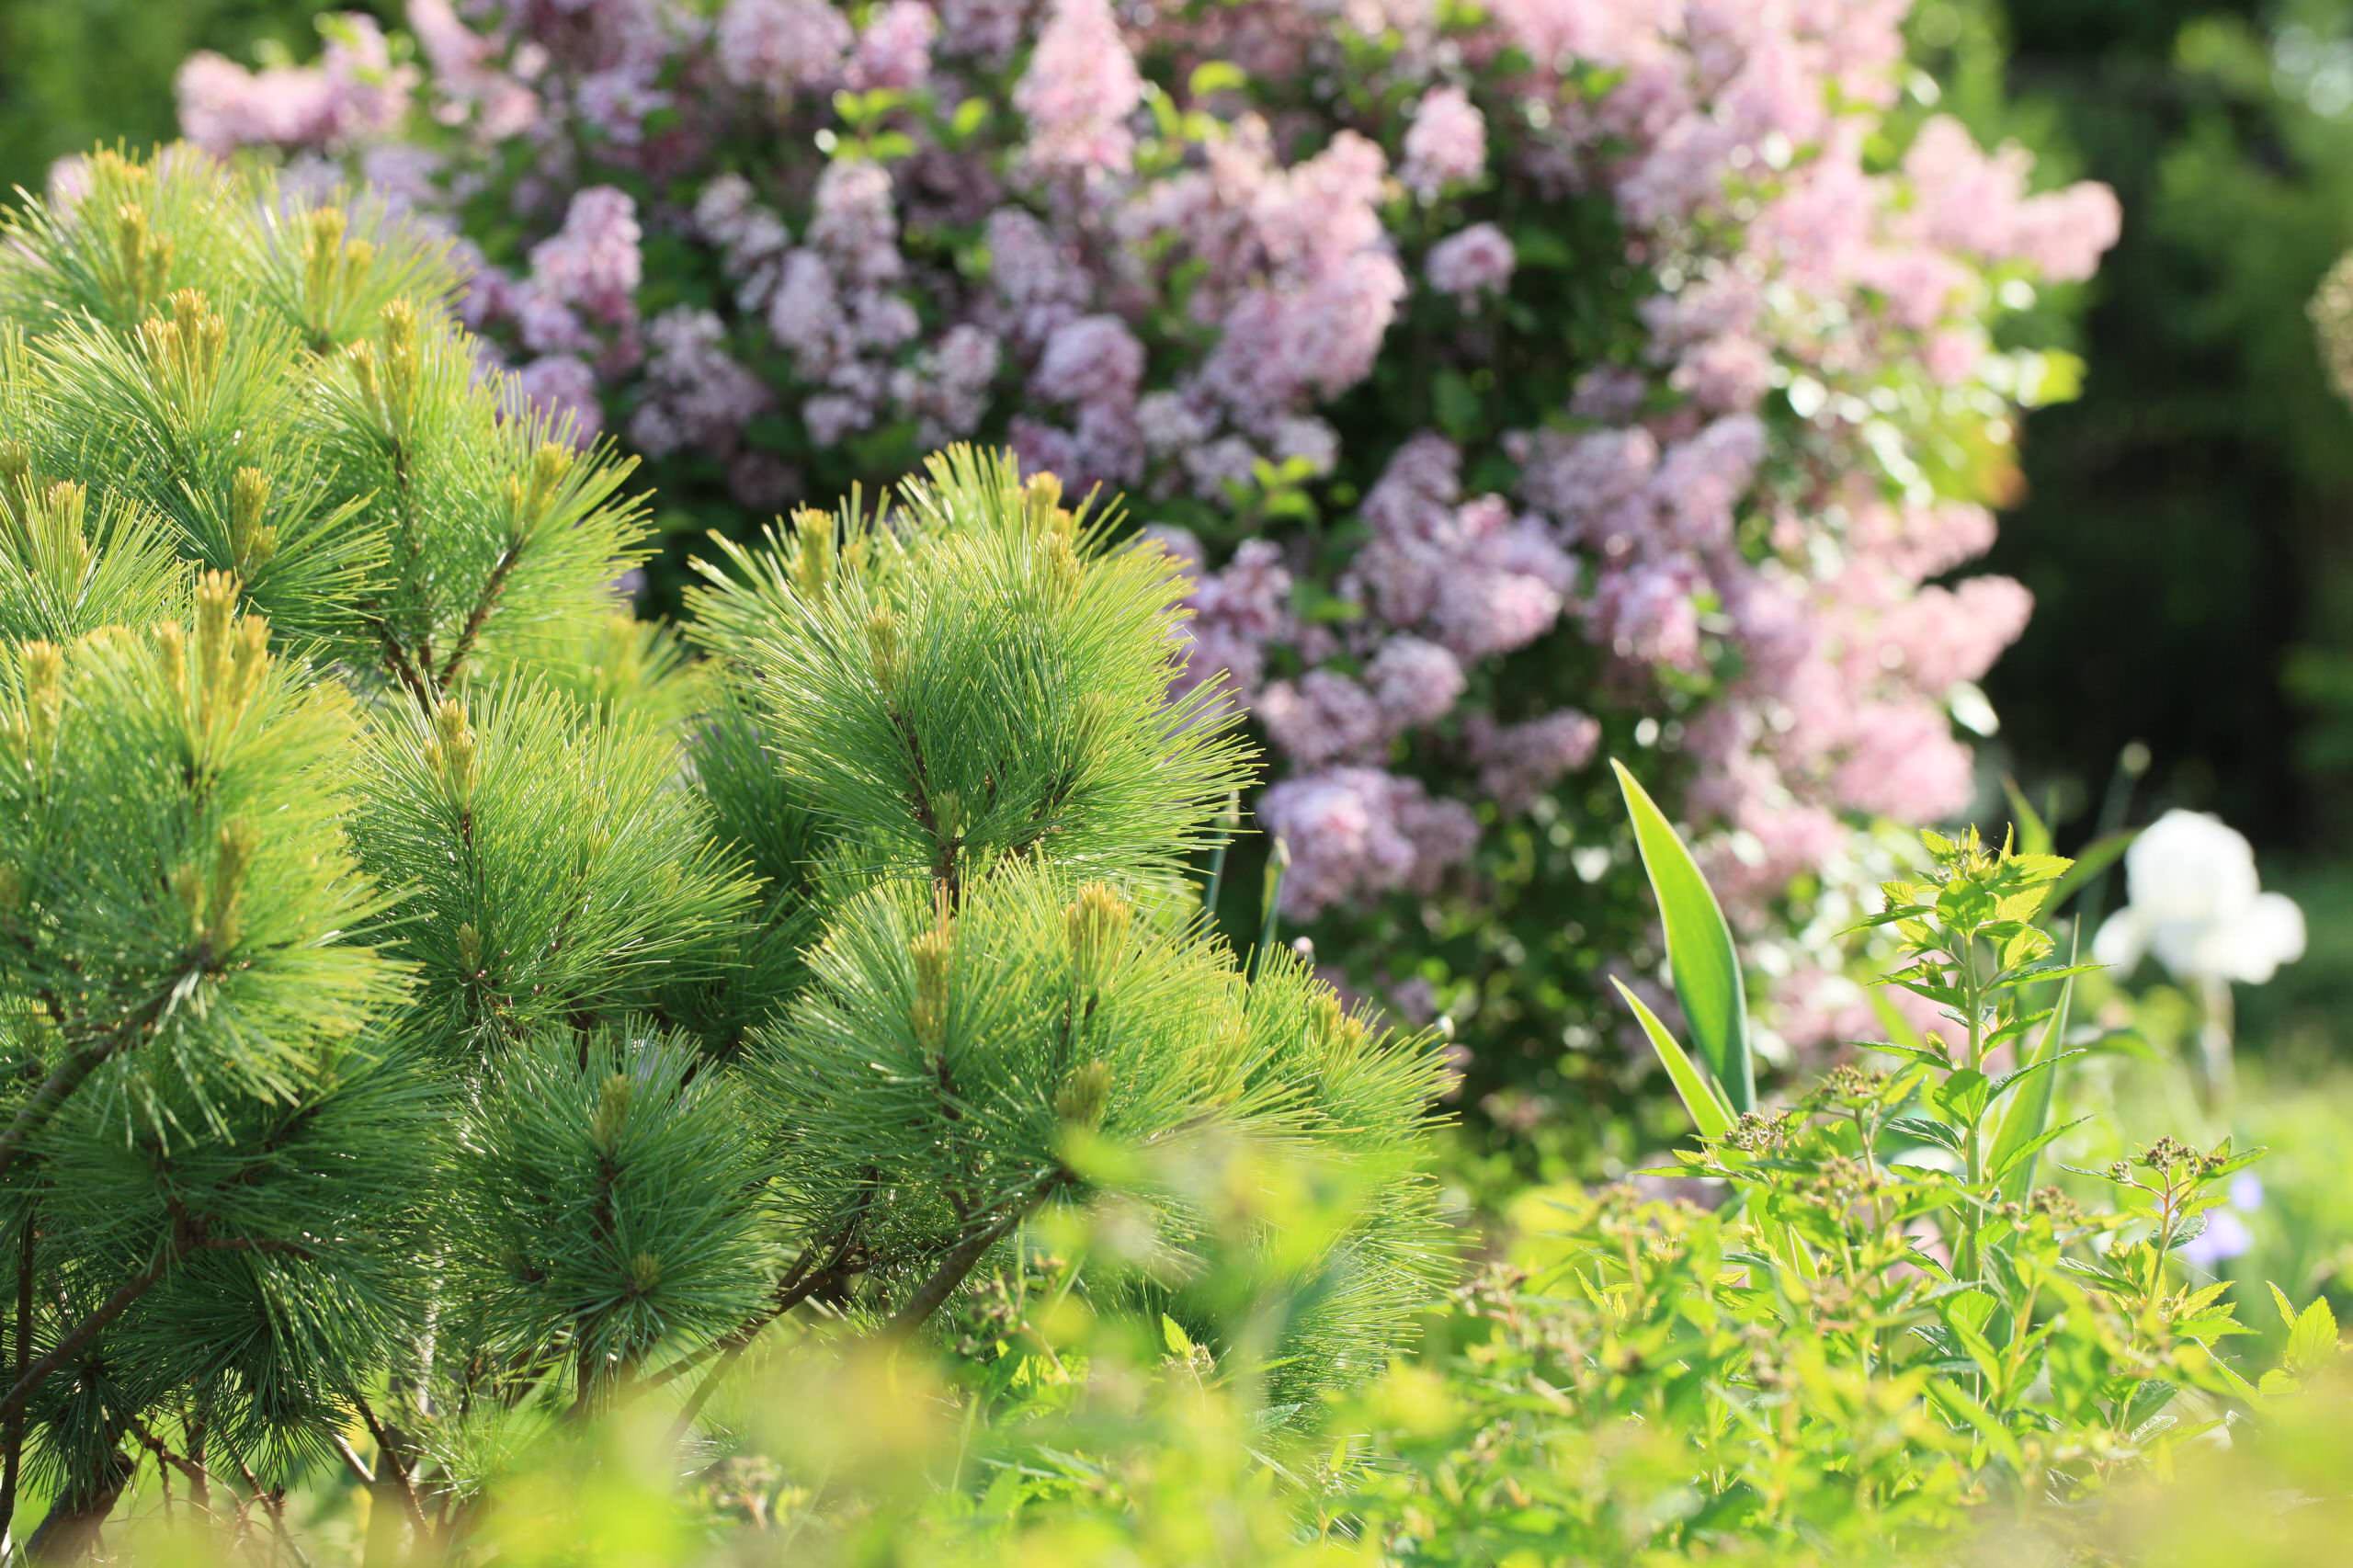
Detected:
left=1900, top=0, right=2353, bottom=1053
left=0, top=3, right=387, bottom=197
left=1918, top=0, right=2353, bottom=852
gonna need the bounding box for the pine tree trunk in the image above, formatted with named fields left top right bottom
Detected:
left=21, top=1449, right=131, bottom=1564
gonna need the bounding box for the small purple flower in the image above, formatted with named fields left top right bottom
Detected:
left=508, top=354, right=603, bottom=442
left=529, top=187, right=642, bottom=327
left=1400, top=85, right=1486, bottom=201
left=2179, top=1173, right=2264, bottom=1270
left=1427, top=223, right=1515, bottom=299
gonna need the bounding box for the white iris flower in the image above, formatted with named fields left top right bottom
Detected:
left=2092, top=809, right=2305, bottom=986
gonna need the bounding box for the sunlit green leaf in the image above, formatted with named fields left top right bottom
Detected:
left=1612, top=760, right=1753, bottom=1114
left=1611, top=978, right=1733, bottom=1142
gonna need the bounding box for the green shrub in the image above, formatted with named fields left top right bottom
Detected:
left=1337, top=817, right=2341, bottom=1562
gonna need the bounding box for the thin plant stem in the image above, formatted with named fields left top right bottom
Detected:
left=1959, top=937, right=1986, bottom=1284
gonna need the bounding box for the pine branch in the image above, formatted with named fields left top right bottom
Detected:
left=885, top=1174, right=1063, bottom=1339
left=888, top=715, right=961, bottom=909
left=329, top=1434, right=375, bottom=1488
left=0, top=1223, right=316, bottom=1430
left=0, top=1241, right=181, bottom=1429
left=195, top=1235, right=317, bottom=1260
left=350, top=1392, right=430, bottom=1542
left=0, top=958, right=203, bottom=1184
left=367, top=614, right=439, bottom=719
left=386, top=437, right=438, bottom=693
left=436, top=541, right=523, bottom=692
left=183, top=1412, right=212, bottom=1512
left=234, top=1457, right=314, bottom=1568
left=125, top=1414, right=209, bottom=1495
left=567, top=1343, right=625, bottom=1423
left=20, top=1448, right=131, bottom=1565
left=1, top=927, right=83, bottom=1051
left=661, top=1193, right=875, bottom=1441
left=564, top=1138, right=630, bottom=1421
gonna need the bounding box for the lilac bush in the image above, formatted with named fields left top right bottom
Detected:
left=166, top=0, right=2119, bottom=1120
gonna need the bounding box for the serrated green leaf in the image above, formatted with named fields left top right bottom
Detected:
left=1934, top=1068, right=1991, bottom=1127
left=1886, top=1115, right=1963, bottom=1154
left=1985, top=1049, right=2084, bottom=1112
left=2289, top=1296, right=2338, bottom=1374
left=1858, top=1036, right=1947, bottom=1069
left=1986, top=961, right=2102, bottom=992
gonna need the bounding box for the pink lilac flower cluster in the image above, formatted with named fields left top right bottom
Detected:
left=179, top=0, right=2118, bottom=1069
left=178, top=16, right=415, bottom=154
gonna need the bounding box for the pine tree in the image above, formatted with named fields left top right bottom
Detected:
left=0, top=150, right=1445, bottom=1560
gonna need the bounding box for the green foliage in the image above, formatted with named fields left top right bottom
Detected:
left=1613, top=758, right=1755, bottom=1114
left=1990, top=961, right=2075, bottom=1202
left=447, top=1025, right=781, bottom=1381
left=0, top=574, right=426, bottom=1527
left=1341, top=812, right=2336, bottom=1563
left=685, top=454, right=1250, bottom=892
left=2, top=133, right=2342, bottom=1568
left=0, top=151, right=647, bottom=694
left=1611, top=973, right=1734, bottom=1141
left=0, top=149, right=1448, bottom=1556
left=0, top=3, right=369, bottom=199
left=0, top=467, right=188, bottom=644
left=698, top=453, right=1445, bottom=1398
left=0, top=579, right=398, bottom=1115
left=348, top=683, right=756, bottom=1056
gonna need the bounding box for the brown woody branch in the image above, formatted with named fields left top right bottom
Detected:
left=0, top=1208, right=33, bottom=1547
left=351, top=1392, right=431, bottom=1541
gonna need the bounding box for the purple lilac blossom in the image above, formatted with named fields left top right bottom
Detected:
left=188, top=0, right=2122, bottom=1052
